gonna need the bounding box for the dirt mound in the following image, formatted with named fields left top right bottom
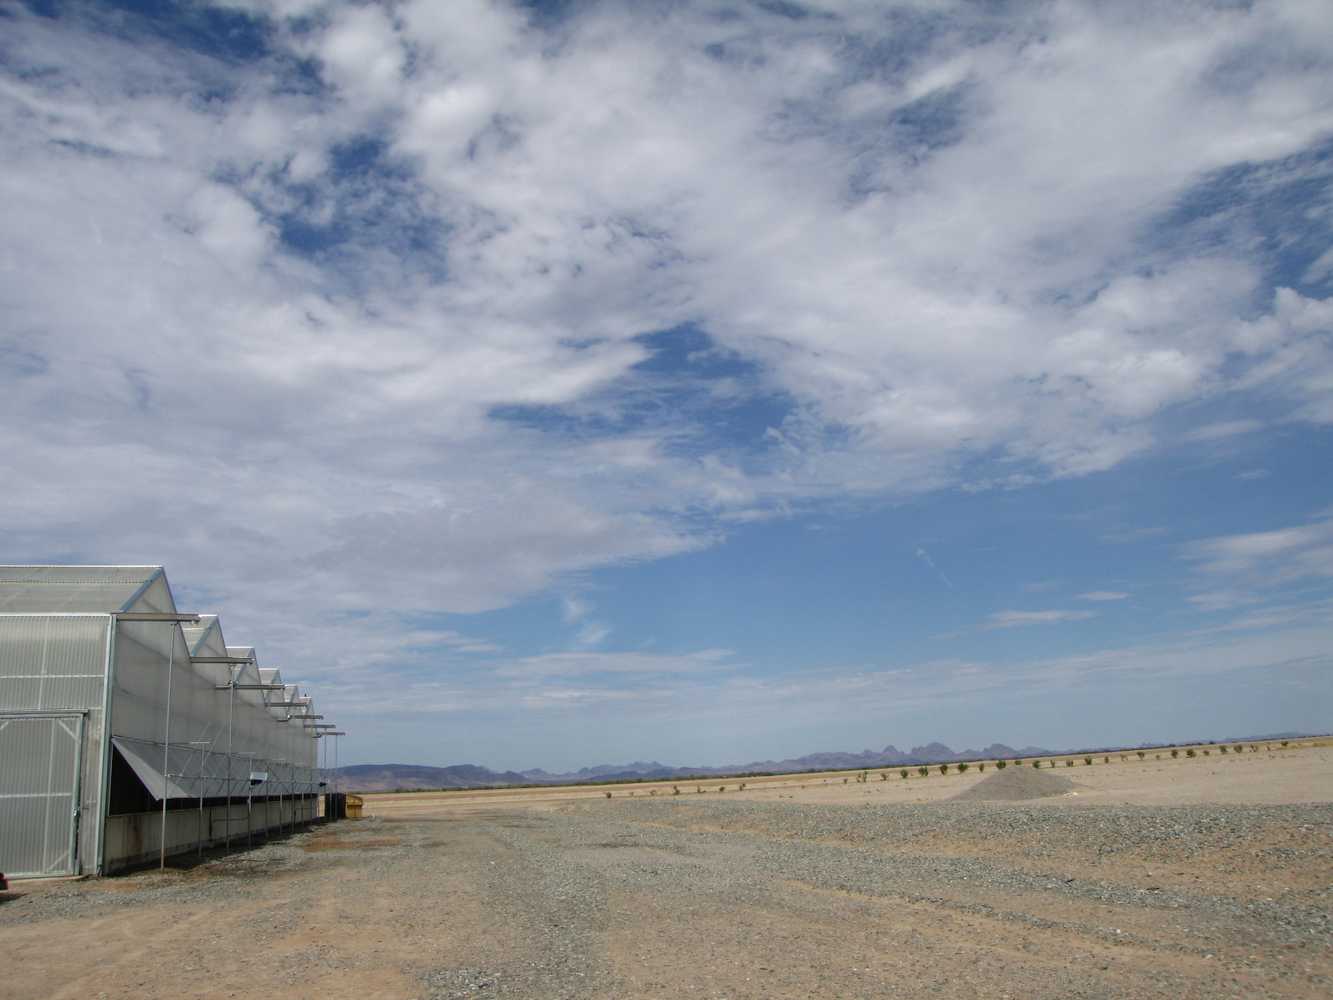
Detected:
left=949, top=767, right=1076, bottom=802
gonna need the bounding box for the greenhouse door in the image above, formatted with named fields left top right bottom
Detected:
left=0, top=713, right=85, bottom=877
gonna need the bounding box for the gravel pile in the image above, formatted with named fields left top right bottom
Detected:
left=949, top=765, right=1075, bottom=801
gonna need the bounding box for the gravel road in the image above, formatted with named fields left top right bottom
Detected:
left=2, top=797, right=1329, bottom=999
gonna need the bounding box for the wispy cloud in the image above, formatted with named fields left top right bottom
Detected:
left=1077, top=591, right=1130, bottom=602
left=1101, top=526, right=1170, bottom=544
left=1187, top=590, right=1259, bottom=613
left=984, top=609, right=1097, bottom=629
left=1183, top=516, right=1333, bottom=581
left=431, top=631, right=503, bottom=655
left=1184, top=598, right=1333, bottom=636
left=493, top=648, right=735, bottom=681
left=914, top=546, right=954, bottom=590
left=561, top=596, right=591, bottom=625
left=1184, top=419, right=1264, bottom=442
left=341, top=617, right=1333, bottom=723
left=1023, top=580, right=1063, bottom=594
left=574, top=622, right=612, bottom=649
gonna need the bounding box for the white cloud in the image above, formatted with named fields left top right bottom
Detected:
left=1183, top=516, right=1333, bottom=581
left=1187, top=590, right=1260, bottom=613
left=2, top=1, right=1331, bottom=715
left=985, top=609, right=1097, bottom=629
left=314, top=4, right=406, bottom=112
left=1185, top=420, right=1264, bottom=443
left=493, top=648, right=735, bottom=682
left=1076, top=591, right=1130, bottom=602
left=338, top=616, right=1333, bottom=723
left=574, top=622, right=612, bottom=648
left=561, top=596, right=591, bottom=625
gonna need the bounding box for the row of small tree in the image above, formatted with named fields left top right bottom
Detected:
left=600, top=740, right=1301, bottom=796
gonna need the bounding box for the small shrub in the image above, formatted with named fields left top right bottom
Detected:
left=1136, top=751, right=1145, bottom=759
left=718, top=785, right=726, bottom=792
left=696, top=786, right=704, bottom=793
left=900, top=769, right=909, bottom=779
left=1065, top=760, right=1074, bottom=767
left=1103, top=756, right=1109, bottom=764
left=918, top=766, right=929, bottom=777
left=1185, top=749, right=1196, bottom=758
left=842, top=777, right=848, bottom=784
left=1155, top=754, right=1161, bottom=759
left=739, top=783, right=746, bottom=791
left=1219, top=746, right=1228, bottom=754
left=1202, top=749, right=1210, bottom=756
left=958, top=762, right=970, bottom=773
left=1281, top=740, right=1289, bottom=747
left=1031, top=760, right=1041, bottom=769
left=881, top=772, right=888, bottom=781
left=673, top=786, right=680, bottom=795
left=1171, top=749, right=1179, bottom=758
left=978, top=762, right=985, bottom=772
left=939, top=764, right=949, bottom=775
left=996, top=760, right=1007, bottom=770
left=605, top=791, right=612, bottom=798
left=1084, top=757, right=1093, bottom=766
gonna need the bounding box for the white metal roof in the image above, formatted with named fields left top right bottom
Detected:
left=0, top=565, right=163, bottom=613
left=182, top=614, right=221, bottom=654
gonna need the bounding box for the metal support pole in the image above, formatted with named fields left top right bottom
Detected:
left=159, top=628, right=175, bottom=871
left=197, top=744, right=205, bottom=858
left=320, top=735, right=327, bottom=820
left=225, top=671, right=235, bottom=851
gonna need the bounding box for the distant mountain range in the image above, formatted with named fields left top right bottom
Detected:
left=336, top=730, right=1323, bottom=792
left=336, top=741, right=1057, bottom=792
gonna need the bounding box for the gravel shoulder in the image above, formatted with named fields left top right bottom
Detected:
left=2, top=748, right=1329, bottom=999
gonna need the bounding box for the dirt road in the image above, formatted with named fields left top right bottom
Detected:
left=2, top=746, right=1329, bottom=999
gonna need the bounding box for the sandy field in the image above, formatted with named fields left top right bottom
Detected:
left=366, top=738, right=1333, bottom=815
left=1, top=741, right=1329, bottom=999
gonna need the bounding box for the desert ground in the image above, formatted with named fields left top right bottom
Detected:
left=2, top=741, right=1329, bottom=999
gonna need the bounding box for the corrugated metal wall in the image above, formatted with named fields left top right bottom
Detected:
left=0, top=714, right=84, bottom=876
left=0, top=614, right=108, bottom=875
left=109, top=622, right=319, bottom=805
left=0, top=614, right=107, bottom=709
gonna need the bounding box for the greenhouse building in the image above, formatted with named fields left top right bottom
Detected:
left=0, top=566, right=332, bottom=876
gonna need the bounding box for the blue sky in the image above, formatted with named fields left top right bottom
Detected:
left=2, top=0, right=1331, bottom=771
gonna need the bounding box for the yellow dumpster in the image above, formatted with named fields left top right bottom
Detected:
left=346, top=793, right=364, bottom=819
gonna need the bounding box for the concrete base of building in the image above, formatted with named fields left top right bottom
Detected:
left=103, top=796, right=322, bottom=873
